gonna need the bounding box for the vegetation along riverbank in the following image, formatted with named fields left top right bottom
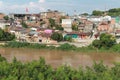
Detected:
left=0, top=55, right=120, bottom=80
left=1, top=33, right=120, bottom=53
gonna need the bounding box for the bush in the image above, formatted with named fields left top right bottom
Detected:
left=0, top=56, right=120, bottom=80
left=58, top=43, right=76, bottom=50
left=92, top=33, right=116, bottom=49
left=100, top=33, right=116, bottom=48
left=64, top=36, right=72, bottom=42
left=110, top=44, right=120, bottom=52
left=51, top=32, right=63, bottom=42
left=92, top=39, right=102, bottom=49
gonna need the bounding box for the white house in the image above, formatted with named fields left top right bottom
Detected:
left=0, top=20, right=10, bottom=29
left=62, top=19, right=72, bottom=32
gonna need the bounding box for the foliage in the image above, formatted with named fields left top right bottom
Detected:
left=108, top=8, right=120, bottom=16
left=21, top=21, right=28, bottom=28
left=3, top=16, right=9, bottom=21
left=0, top=54, right=6, bottom=62
left=81, top=13, right=89, bottom=16
left=5, top=41, right=46, bottom=49
left=55, top=25, right=64, bottom=31
left=0, top=29, right=15, bottom=41
left=92, top=39, right=102, bottom=49
left=92, top=10, right=103, bottom=16
left=100, top=33, right=116, bottom=48
left=110, top=44, right=120, bottom=52
left=51, top=32, right=63, bottom=42
left=92, top=33, right=116, bottom=49
left=92, top=8, right=120, bottom=16
left=49, top=18, right=55, bottom=28
left=58, top=43, right=76, bottom=50
left=72, top=24, right=78, bottom=31
left=0, top=55, right=120, bottom=80
left=64, top=36, right=72, bottom=42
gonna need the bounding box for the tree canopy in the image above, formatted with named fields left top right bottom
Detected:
left=92, top=8, right=120, bottom=16
left=92, top=33, right=116, bottom=49
left=0, top=29, right=15, bottom=41
left=0, top=55, right=120, bottom=80
left=51, top=32, right=63, bottom=42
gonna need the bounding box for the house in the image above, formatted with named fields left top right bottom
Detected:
left=40, top=10, right=68, bottom=27
left=0, top=20, right=10, bottom=29
left=97, top=20, right=114, bottom=33
left=0, top=13, right=5, bottom=20
left=78, top=18, right=93, bottom=33
left=65, top=32, right=91, bottom=40
left=62, top=19, right=72, bottom=32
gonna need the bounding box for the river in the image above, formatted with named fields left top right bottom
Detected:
left=0, top=48, right=120, bottom=68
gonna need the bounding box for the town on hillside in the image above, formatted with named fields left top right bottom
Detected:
left=0, top=9, right=120, bottom=47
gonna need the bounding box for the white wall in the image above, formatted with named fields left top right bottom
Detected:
left=62, top=19, right=72, bottom=32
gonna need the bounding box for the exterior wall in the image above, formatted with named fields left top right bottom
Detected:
left=0, top=23, right=10, bottom=29
left=0, top=13, right=5, bottom=20
left=62, top=19, right=72, bottom=32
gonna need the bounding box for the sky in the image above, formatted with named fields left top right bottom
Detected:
left=0, top=0, right=120, bottom=15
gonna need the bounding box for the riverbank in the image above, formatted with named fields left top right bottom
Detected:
left=2, top=41, right=120, bottom=53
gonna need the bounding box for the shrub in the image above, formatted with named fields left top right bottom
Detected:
left=92, top=33, right=116, bottom=49
left=51, top=32, right=63, bottom=42
left=92, top=39, right=102, bottom=49
left=58, top=43, right=76, bottom=50
left=64, top=36, right=72, bottom=42
left=100, top=33, right=116, bottom=48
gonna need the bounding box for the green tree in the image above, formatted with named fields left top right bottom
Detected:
left=56, top=25, right=64, bottom=31
left=49, top=18, right=55, bottom=28
left=81, top=13, right=89, bottom=16
left=21, top=21, right=28, bottom=28
left=64, top=36, right=72, bottom=42
left=100, top=33, right=116, bottom=48
left=72, top=24, right=78, bottom=31
left=92, top=33, right=116, bottom=49
left=108, top=8, right=120, bottom=16
left=51, top=32, right=63, bottom=42
left=92, top=10, right=103, bottom=16
left=3, top=16, right=9, bottom=21
left=0, top=29, right=15, bottom=41
left=92, top=39, right=102, bottom=49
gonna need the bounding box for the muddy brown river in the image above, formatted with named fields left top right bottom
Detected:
left=0, top=48, right=120, bottom=68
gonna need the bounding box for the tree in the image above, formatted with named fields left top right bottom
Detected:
left=81, top=13, right=89, bottom=16
left=92, top=33, right=116, bottom=49
left=3, top=16, right=9, bottom=21
left=56, top=25, right=64, bottom=31
left=49, top=18, right=55, bottom=28
left=72, top=24, right=78, bottom=31
left=21, top=21, right=28, bottom=28
left=100, top=33, right=116, bottom=48
left=64, top=36, right=72, bottom=42
left=92, top=39, right=102, bottom=49
left=0, top=29, right=15, bottom=41
left=92, top=10, right=103, bottom=16
left=51, top=32, right=63, bottom=42
left=108, top=8, right=120, bottom=16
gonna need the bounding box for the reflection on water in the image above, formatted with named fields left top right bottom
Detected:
left=0, top=48, right=120, bottom=68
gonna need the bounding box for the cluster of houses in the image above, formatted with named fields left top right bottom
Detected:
left=0, top=10, right=120, bottom=44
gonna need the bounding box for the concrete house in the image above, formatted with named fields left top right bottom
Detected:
left=62, top=19, right=72, bottom=32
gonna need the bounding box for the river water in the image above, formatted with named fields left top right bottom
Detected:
left=0, top=48, right=120, bottom=68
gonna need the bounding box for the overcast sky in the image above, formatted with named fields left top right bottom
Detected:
left=0, top=0, right=120, bottom=15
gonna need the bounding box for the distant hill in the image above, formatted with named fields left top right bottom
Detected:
left=92, top=8, right=120, bottom=16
